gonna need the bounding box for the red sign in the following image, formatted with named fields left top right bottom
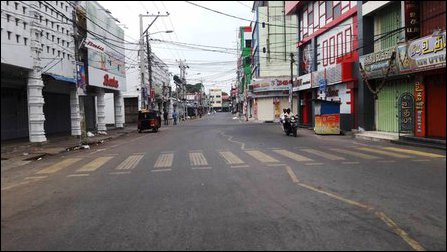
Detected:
left=103, top=74, right=119, bottom=88
left=150, top=88, right=155, bottom=99
left=414, top=81, right=425, bottom=137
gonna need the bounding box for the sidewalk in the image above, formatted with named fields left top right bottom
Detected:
left=1, top=125, right=137, bottom=172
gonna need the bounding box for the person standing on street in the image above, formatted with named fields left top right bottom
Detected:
left=172, top=110, right=178, bottom=125
left=163, top=110, right=169, bottom=125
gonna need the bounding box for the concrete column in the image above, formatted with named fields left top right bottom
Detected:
left=97, top=89, right=106, bottom=131
left=27, top=70, right=47, bottom=142
left=70, top=90, right=81, bottom=136
left=27, top=13, right=46, bottom=143
left=114, top=92, right=124, bottom=128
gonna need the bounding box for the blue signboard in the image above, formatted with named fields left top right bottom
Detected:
left=318, top=79, right=327, bottom=92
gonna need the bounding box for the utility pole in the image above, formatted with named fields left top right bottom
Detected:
left=177, top=60, right=188, bottom=120
left=146, top=31, right=153, bottom=109
left=139, top=12, right=169, bottom=110
left=290, top=52, right=295, bottom=113
left=72, top=3, right=85, bottom=145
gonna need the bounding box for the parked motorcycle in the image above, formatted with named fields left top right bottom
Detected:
left=283, top=115, right=298, bottom=137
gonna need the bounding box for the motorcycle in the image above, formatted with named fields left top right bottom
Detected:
left=283, top=115, right=298, bottom=137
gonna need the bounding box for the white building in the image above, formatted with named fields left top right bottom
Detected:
left=1, top=1, right=126, bottom=142
left=250, top=1, right=298, bottom=122
left=1, top=1, right=78, bottom=142
left=208, top=88, right=222, bottom=111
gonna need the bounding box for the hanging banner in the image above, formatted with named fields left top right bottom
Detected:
left=414, top=82, right=425, bottom=137
left=76, top=62, right=87, bottom=96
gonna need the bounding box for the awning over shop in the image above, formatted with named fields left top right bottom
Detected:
left=43, top=74, right=76, bottom=84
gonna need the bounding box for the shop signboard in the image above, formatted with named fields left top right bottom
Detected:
left=359, top=47, right=399, bottom=79
left=404, top=1, right=420, bottom=41
left=398, top=92, right=414, bottom=133
left=315, top=114, right=340, bottom=135
left=414, top=82, right=425, bottom=137
left=397, top=32, right=446, bottom=73
left=293, top=73, right=311, bottom=91
left=86, top=2, right=126, bottom=91
left=250, top=77, right=299, bottom=92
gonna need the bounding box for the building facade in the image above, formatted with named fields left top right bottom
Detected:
left=1, top=1, right=78, bottom=141
left=358, top=1, right=445, bottom=139
left=286, top=1, right=359, bottom=131
left=237, top=26, right=252, bottom=118
left=209, top=88, right=222, bottom=111
left=1, top=1, right=126, bottom=142
left=250, top=1, right=298, bottom=122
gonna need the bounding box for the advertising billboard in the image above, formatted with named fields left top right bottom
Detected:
left=86, top=2, right=126, bottom=91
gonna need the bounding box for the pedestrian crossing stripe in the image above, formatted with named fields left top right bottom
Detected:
left=382, top=147, right=445, bottom=158
left=330, top=148, right=379, bottom=160
left=245, top=150, right=279, bottom=163
left=77, top=156, right=114, bottom=172
left=154, top=153, right=174, bottom=168
left=302, top=149, right=345, bottom=160
left=273, top=149, right=313, bottom=162
left=189, top=152, right=208, bottom=166
left=358, top=147, right=410, bottom=158
left=219, top=151, right=245, bottom=165
left=115, top=154, right=144, bottom=170
left=36, top=158, right=82, bottom=174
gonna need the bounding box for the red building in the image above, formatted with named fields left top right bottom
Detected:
left=286, top=1, right=358, bottom=131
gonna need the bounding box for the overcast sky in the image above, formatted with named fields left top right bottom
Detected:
left=98, top=1, right=254, bottom=93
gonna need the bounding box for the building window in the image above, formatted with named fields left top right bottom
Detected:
left=61, top=27, right=64, bottom=33
left=16, top=34, right=20, bottom=43
left=337, top=32, right=343, bottom=57
left=333, top=2, right=341, bottom=19
left=245, top=39, right=251, bottom=48
left=6, top=14, right=10, bottom=22
left=323, top=40, right=328, bottom=66
left=15, top=18, right=19, bottom=26
left=22, top=6, right=26, bottom=14
left=40, top=15, right=43, bottom=23
left=14, top=2, right=18, bottom=10
left=345, top=27, right=352, bottom=54
left=47, top=46, right=50, bottom=53
left=24, top=37, right=28, bottom=46
left=56, top=24, right=59, bottom=31
left=46, top=19, right=49, bottom=26
left=51, top=21, right=54, bottom=28
left=39, top=2, right=42, bottom=8
left=66, top=42, right=70, bottom=48
left=326, top=1, right=333, bottom=20
left=308, top=3, right=314, bottom=25
left=329, top=36, right=335, bottom=64
left=7, top=31, right=12, bottom=40
left=23, top=22, right=27, bottom=30
left=46, top=32, right=49, bottom=39
left=58, top=50, right=61, bottom=57
left=52, top=35, right=55, bottom=42
left=65, top=5, right=68, bottom=11
left=52, top=48, right=55, bottom=55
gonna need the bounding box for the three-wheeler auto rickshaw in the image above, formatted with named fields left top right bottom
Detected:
left=137, top=109, right=161, bottom=133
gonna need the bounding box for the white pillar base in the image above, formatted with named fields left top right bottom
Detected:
left=27, top=70, right=47, bottom=143
left=70, top=90, right=81, bottom=136
left=114, top=92, right=124, bottom=128
left=97, top=89, right=106, bottom=131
